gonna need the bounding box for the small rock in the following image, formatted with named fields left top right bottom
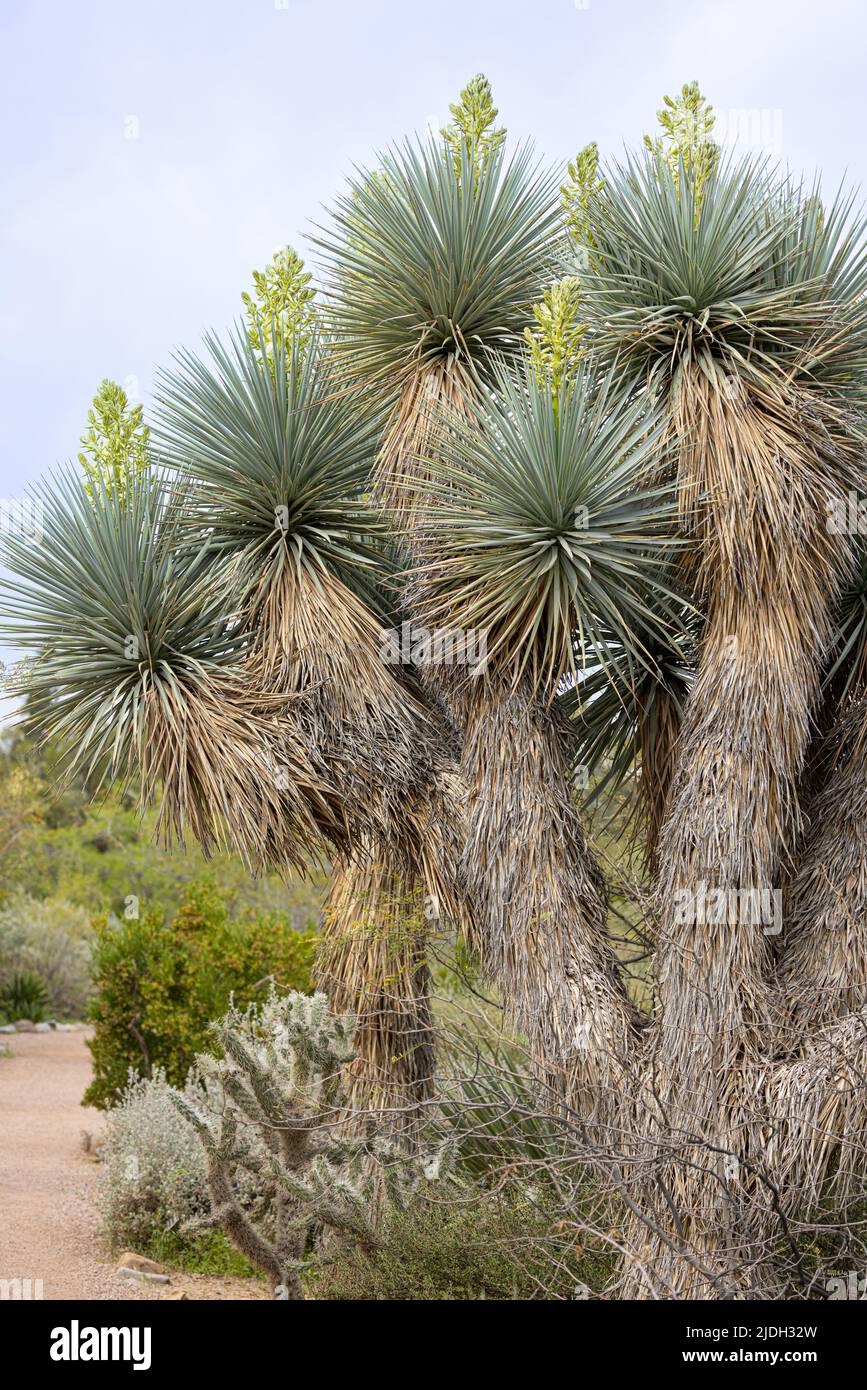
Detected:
left=0, top=1024, right=15, bottom=1034
left=116, top=1268, right=171, bottom=1285
left=80, top=1129, right=103, bottom=1156
left=14, top=1019, right=35, bottom=1032
left=34, top=1022, right=52, bottom=1033
left=117, top=1252, right=167, bottom=1276
left=162, top=1290, right=188, bottom=1300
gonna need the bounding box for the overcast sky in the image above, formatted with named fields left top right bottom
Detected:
left=0, top=0, right=864, bottom=501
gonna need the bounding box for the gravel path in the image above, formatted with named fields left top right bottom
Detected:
left=0, top=1030, right=269, bottom=1302
left=0, top=1028, right=151, bottom=1301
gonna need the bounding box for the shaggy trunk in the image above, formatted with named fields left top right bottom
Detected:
left=317, top=844, right=436, bottom=1131
left=374, top=358, right=476, bottom=527
left=654, top=602, right=793, bottom=1074
left=252, top=567, right=442, bottom=858
left=636, top=681, right=682, bottom=877
left=777, top=698, right=867, bottom=1032
left=459, top=680, right=639, bottom=1132
left=625, top=370, right=856, bottom=1297
left=384, top=364, right=636, bottom=1128
left=766, top=1000, right=867, bottom=1215
left=250, top=564, right=472, bottom=1116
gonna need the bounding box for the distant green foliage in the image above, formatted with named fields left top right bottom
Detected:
left=84, top=879, right=318, bottom=1107
left=77, top=380, right=149, bottom=499
left=643, top=80, right=718, bottom=211
left=0, top=753, right=45, bottom=890
left=0, top=894, right=92, bottom=1019
left=1, top=695, right=95, bottom=836
left=4, top=793, right=326, bottom=922
left=242, top=245, right=317, bottom=360
left=441, top=73, right=505, bottom=182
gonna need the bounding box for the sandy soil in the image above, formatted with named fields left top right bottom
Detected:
left=0, top=1030, right=267, bottom=1301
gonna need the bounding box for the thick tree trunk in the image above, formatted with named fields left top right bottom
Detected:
left=778, top=700, right=867, bottom=1033
left=622, top=374, right=857, bottom=1297
left=459, top=680, right=639, bottom=1134
left=316, top=843, right=436, bottom=1130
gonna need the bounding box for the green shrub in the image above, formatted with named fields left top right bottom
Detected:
left=310, top=1194, right=613, bottom=1300
left=0, top=969, right=49, bottom=1022
left=84, top=878, right=318, bottom=1107
left=135, top=1228, right=258, bottom=1278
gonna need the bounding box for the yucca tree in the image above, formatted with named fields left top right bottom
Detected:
left=153, top=328, right=421, bottom=842
left=153, top=325, right=462, bottom=1119
left=317, top=131, right=562, bottom=528
left=8, top=77, right=867, bottom=1300
left=580, top=149, right=867, bottom=1294
left=318, top=112, right=680, bottom=1125
left=409, top=361, right=680, bottom=1117
left=0, top=466, right=341, bottom=872
left=0, top=327, right=456, bottom=1122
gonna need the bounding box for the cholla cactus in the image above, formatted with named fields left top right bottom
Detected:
left=170, top=990, right=433, bottom=1299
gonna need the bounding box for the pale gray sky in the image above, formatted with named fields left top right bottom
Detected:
left=0, top=0, right=863, bottom=498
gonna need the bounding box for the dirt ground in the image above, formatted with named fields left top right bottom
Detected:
left=0, top=1029, right=268, bottom=1301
